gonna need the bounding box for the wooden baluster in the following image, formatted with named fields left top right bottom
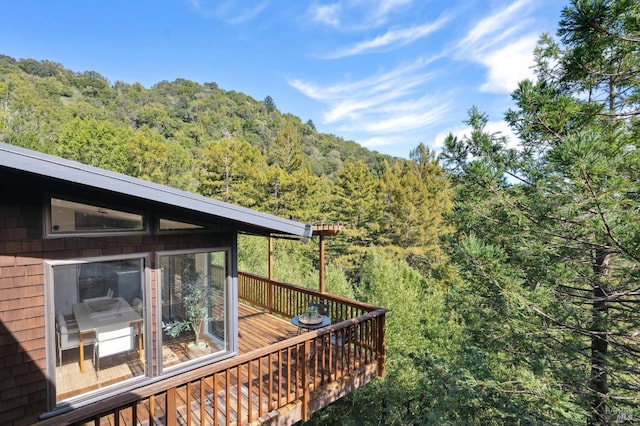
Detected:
left=225, top=369, right=231, bottom=426
left=213, top=373, right=219, bottom=426
left=167, top=388, right=176, bottom=426
left=236, top=365, right=242, bottom=426
left=247, top=360, right=254, bottom=423
left=301, top=339, right=311, bottom=422
left=258, top=356, right=264, bottom=417
left=149, top=394, right=155, bottom=425
left=200, top=378, right=206, bottom=426
left=186, top=382, right=192, bottom=426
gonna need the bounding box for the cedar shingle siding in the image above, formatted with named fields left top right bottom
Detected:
left=0, top=174, right=232, bottom=425
left=0, top=144, right=309, bottom=425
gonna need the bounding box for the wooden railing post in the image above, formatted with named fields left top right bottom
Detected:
left=166, top=387, right=176, bottom=426
left=377, top=314, right=386, bottom=377
left=301, top=339, right=311, bottom=422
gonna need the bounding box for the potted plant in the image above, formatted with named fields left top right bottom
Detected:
left=299, top=305, right=321, bottom=324
left=164, top=265, right=218, bottom=348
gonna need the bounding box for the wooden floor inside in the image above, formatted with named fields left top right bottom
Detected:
left=56, top=304, right=300, bottom=401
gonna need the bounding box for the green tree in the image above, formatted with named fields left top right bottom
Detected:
left=333, top=160, right=379, bottom=230
left=53, top=117, right=132, bottom=173
left=198, top=138, right=268, bottom=208
left=310, top=248, right=459, bottom=425
left=126, top=125, right=172, bottom=184
left=264, top=166, right=321, bottom=221
left=263, top=95, right=276, bottom=112
left=441, top=2, right=640, bottom=421
left=269, top=118, right=307, bottom=173
left=376, top=154, right=452, bottom=272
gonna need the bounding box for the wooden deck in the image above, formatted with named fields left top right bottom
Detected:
left=39, top=273, right=386, bottom=426
left=237, top=304, right=299, bottom=353
left=56, top=303, right=300, bottom=400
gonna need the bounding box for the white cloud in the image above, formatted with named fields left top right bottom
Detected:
left=307, top=0, right=415, bottom=31
left=290, top=57, right=442, bottom=136
left=360, top=134, right=412, bottom=148
left=227, top=1, right=270, bottom=24
left=290, top=56, right=438, bottom=101
left=309, top=3, right=341, bottom=27
left=453, top=0, right=540, bottom=93
left=478, top=34, right=539, bottom=93
left=374, top=0, right=415, bottom=18
left=458, top=0, right=532, bottom=47
left=289, top=56, right=452, bottom=154
left=358, top=106, right=451, bottom=133
left=324, top=14, right=450, bottom=58
left=368, top=0, right=416, bottom=26
left=321, top=72, right=437, bottom=123
left=186, top=0, right=271, bottom=23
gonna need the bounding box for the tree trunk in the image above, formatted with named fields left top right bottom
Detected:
left=193, top=317, right=204, bottom=345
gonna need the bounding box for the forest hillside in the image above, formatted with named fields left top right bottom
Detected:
left=2, top=2, right=640, bottom=423
left=0, top=53, right=450, bottom=279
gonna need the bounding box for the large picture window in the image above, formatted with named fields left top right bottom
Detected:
left=50, top=257, right=146, bottom=403
left=159, top=250, right=229, bottom=371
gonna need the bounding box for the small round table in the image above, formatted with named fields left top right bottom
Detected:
left=291, top=314, right=331, bottom=332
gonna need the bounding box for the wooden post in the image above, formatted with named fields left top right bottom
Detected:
left=377, top=314, right=386, bottom=377
left=301, top=340, right=311, bottom=421
left=268, top=235, right=273, bottom=281
left=319, top=233, right=325, bottom=293
left=166, top=387, right=176, bottom=426
left=312, top=224, right=342, bottom=294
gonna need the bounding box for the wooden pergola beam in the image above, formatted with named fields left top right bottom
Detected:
left=312, top=224, right=343, bottom=293
left=267, top=224, right=343, bottom=293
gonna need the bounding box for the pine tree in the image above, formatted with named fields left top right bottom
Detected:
left=442, top=2, right=640, bottom=422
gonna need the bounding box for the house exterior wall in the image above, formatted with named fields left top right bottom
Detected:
left=0, top=180, right=236, bottom=425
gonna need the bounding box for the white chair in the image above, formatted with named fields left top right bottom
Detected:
left=93, top=323, right=134, bottom=375
left=56, top=314, right=94, bottom=367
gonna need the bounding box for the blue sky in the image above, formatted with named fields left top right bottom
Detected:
left=1, top=0, right=568, bottom=158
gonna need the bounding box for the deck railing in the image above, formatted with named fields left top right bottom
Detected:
left=36, top=273, right=386, bottom=426
left=238, top=271, right=375, bottom=324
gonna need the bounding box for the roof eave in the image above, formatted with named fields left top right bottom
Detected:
left=0, top=143, right=312, bottom=238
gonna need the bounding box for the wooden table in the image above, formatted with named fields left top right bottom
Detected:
left=72, top=297, right=143, bottom=373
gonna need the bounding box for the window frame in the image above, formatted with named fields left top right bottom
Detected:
left=156, top=216, right=211, bottom=234
left=44, top=253, right=151, bottom=410
left=44, top=194, right=150, bottom=238
left=156, top=247, right=237, bottom=376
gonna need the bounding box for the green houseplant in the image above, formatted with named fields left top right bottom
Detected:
left=164, top=265, right=218, bottom=348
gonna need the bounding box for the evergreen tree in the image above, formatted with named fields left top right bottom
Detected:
left=263, top=95, right=276, bottom=112
left=198, top=138, right=268, bottom=208
left=269, top=118, right=307, bottom=173
left=441, top=2, right=640, bottom=422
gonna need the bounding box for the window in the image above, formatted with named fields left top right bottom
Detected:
left=49, top=257, right=146, bottom=403
left=159, top=218, right=204, bottom=231
left=48, top=197, right=146, bottom=235
left=159, top=250, right=229, bottom=371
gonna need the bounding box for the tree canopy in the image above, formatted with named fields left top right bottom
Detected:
left=3, top=2, right=639, bottom=423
